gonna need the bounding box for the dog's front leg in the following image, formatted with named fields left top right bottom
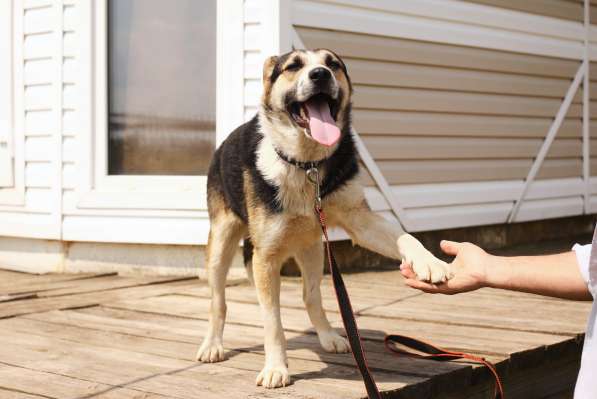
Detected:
left=252, top=250, right=290, bottom=388
left=294, top=241, right=350, bottom=354
left=338, top=205, right=452, bottom=283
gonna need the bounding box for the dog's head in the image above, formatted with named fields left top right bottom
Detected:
left=260, top=49, right=352, bottom=148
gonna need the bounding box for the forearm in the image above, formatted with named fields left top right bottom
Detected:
left=484, top=252, right=592, bottom=301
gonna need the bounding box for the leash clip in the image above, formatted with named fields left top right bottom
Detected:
left=306, top=166, right=322, bottom=210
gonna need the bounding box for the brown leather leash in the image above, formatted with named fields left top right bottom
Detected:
left=307, top=167, right=504, bottom=399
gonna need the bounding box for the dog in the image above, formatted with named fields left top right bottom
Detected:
left=196, top=49, right=452, bottom=388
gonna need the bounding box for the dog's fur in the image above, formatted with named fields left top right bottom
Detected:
left=196, top=49, right=451, bottom=388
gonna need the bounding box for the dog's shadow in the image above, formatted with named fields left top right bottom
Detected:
left=227, top=327, right=468, bottom=389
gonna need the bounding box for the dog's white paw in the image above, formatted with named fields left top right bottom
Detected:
left=398, top=234, right=453, bottom=284
left=195, top=338, right=226, bottom=363
left=318, top=330, right=350, bottom=354
left=256, top=364, right=290, bottom=388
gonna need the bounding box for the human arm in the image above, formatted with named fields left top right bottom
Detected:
left=400, top=240, right=592, bottom=301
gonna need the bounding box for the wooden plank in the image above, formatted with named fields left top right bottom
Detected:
left=9, top=313, right=466, bottom=383
left=297, top=27, right=580, bottom=78
left=0, top=365, right=173, bottom=399
left=0, top=274, right=182, bottom=297
left=99, top=291, right=575, bottom=361
left=0, top=324, right=419, bottom=399
left=0, top=388, right=47, bottom=399
left=353, top=110, right=582, bottom=138
left=0, top=278, right=196, bottom=319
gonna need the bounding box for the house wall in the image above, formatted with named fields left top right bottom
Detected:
left=291, top=0, right=597, bottom=232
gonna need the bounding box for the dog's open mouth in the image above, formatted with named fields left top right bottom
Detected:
left=288, top=93, right=341, bottom=147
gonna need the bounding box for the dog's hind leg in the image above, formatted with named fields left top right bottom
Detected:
left=294, top=241, right=350, bottom=354
left=196, top=210, right=245, bottom=363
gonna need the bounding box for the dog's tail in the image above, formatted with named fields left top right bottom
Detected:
left=242, top=238, right=255, bottom=285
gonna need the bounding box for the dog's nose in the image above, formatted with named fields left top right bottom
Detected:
left=309, top=67, right=331, bottom=82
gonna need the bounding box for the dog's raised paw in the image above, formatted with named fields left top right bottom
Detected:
left=256, top=365, right=290, bottom=388
left=412, top=255, right=452, bottom=284
left=319, top=330, right=350, bottom=354
left=195, top=339, right=226, bottom=363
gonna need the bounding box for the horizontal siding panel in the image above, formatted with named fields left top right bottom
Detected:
left=297, top=27, right=579, bottom=79
left=25, top=136, right=54, bottom=162
left=244, top=23, right=261, bottom=51
left=405, top=201, right=512, bottom=231
left=24, top=84, right=53, bottom=111
left=63, top=4, right=76, bottom=31
left=353, top=85, right=583, bottom=117
left=365, top=177, right=585, bottom=211
left=62, top=163, right=76, bottom=190
left=515, top=196, right=584, bottom=222
left=63, top=83, right=76, bottom=109
left=244, top=50, right=262, bottom=79
left=63, top=57, right=76, bottom=84
left=0, top=213, right=57, bottom=239
left=62, top=215, right=211, bottom=245
left=363, top=136, right=582, bottom=160
left=244, top=80, right=262, bottom=107
left=62, top=137, right=76, bottom=163
left=63, top=31, right=76, bottom=57
left=373, top=158, right=581, bottom=185
left=25, top=188, right=54, bottom=213
left=25, top=110, right=53, bottom=136
left=63, top=110, right=77, bottom=136
left=244, top=0, right=261, bottom=23
left=25, top=162, right=52, bottom=188
left=353, top=110, right=582, bottom=138
left=462, top=0, right=582, bottom=22
left=24, top=58, right=54, bottom=85
left=24, top=6, right=53, bottom=34
left=23, top=32, right=53, bottom=59
left=346, top=58, right=578, bottom=98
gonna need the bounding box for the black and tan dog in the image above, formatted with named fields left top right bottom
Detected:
left=196, top=49, right=452, bottom=388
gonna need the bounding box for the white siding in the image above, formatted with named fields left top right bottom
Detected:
left=244, top=0, right=263, bottom=120
left=293, top=0, right=595, bottom=232
left=0, top=0, right=59, bottom=239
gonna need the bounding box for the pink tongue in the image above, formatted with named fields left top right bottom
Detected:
left=304, top=98, right=341, bottom=147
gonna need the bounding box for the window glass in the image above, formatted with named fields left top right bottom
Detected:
left=108, top=0, right=215, bottom=175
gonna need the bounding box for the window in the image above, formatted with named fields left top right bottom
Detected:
left=107, top=0, right=216, bottom=176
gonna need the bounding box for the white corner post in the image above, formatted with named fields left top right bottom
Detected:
left=508, top=61, right=586, bottom=223
left=583, top=0, right=591, bottom=214
left=262, top=0, right=292, bottom=58
left=291, top=27, right=407, bottom=231
left=216, top=0, right=245, bottom=146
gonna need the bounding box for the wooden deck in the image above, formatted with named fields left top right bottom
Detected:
left=0, top=268, right=591, bottom=399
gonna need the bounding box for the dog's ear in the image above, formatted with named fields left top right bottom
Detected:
left=262, top=55, right=280, bottom=84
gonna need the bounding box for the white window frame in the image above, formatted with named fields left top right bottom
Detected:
left=0, top=0, right=25, bottom=206
left=76, top=0, right=244, bottom=211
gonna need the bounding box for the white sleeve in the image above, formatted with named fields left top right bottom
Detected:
left=572, top=243, right=591, bottom=287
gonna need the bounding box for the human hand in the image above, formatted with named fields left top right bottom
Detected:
left=400, top=240, right=491, bottom=294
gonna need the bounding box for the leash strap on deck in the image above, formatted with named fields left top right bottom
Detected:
left=384, top=335, right=504, bottom=399
left=316, top=205, right=382, bottom=399
left=314, top=205, right=504, bottom=399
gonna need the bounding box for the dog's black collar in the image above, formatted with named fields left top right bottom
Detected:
left=273, top=146, right=327, bottom=171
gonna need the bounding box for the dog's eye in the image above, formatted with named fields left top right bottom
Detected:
left=327, top=60, right=342, bottom=71
left=285, top=62, right=302, bottom=72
